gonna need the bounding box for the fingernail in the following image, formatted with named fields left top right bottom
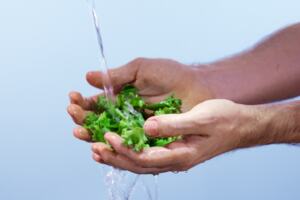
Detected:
left=104, top=132, right=112, bottom=140
left=144, top=120, right=158, bottom=136
left=105, top=132, right=118, bottom=140
left=78, top=128, right=84, bottom=136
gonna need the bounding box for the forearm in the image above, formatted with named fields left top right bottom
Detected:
left=196, top=23, right=300, bottom=104
left=241, top=100, right=300, bottom=147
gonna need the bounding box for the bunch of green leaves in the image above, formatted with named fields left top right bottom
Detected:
left=83, top=85, right=182, bottom=151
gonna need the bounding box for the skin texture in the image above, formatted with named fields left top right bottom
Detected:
left=68, top=23, right=300, bottom=174
left=200, top=23, right=300, bottom=104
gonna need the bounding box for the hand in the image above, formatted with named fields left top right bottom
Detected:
left=67, top=58, right=214, bottom=142
left=91, top=99, right=268, bottom=174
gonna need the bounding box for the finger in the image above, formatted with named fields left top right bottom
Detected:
left=67, top=104, right=90, bottom=125
left=86, top=59, right=140, bottom=89
left=92, top=143, right=171, bottom=174
left=73, top=126, right=91, bottom=142
left=92, top=152, right=104, bottom=163
left=143, top=112, right=196, bottom=138
left=104, top=132, right=190, bottom=168
left=86, top=71, right=105, bottom=89
left=69, top=91, right=99, bottom=110
left=165, top=139, right=188, bottom=149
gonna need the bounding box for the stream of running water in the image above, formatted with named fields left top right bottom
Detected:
left=85, top=1, right=158, bottom=199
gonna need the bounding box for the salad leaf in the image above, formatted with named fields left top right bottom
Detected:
left=83, top=85, right=182, bottom=151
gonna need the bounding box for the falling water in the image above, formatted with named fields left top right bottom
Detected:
left=85, top=1, right=158, bottom=199
left=86, top=0, right=113, bottom=101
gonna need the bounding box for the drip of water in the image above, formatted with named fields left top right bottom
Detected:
left=85, top=1, right=159, bottom=200
left=154, top=175, right=158, bottom=200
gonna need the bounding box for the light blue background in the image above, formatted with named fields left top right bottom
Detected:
left=0, top=0, right=300, bottom=199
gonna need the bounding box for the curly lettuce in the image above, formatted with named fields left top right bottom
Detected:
left=83, top=85, right=182, bottom=151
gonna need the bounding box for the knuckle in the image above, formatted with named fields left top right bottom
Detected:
left=158, top=118, right=179, bottom=135
left=130, top=57, right=147, bottom=66
left=165, top=121, right=178, bottom=133
left=100, top=152, right=111, bottom=163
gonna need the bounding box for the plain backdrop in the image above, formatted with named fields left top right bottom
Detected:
left=0, top=0, right=300, bottom=199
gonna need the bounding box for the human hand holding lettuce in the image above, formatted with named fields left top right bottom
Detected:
left=68, top=24, right=300, bottom=174
left=68, top=58, right=214, bottom=173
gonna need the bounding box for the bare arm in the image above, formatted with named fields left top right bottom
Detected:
left=198, top=23, right=300, bottom=104
left=249, top=100, right=300, bottom=146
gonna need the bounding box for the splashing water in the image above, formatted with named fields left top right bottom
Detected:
left=103, top=166, right=159, bottom=200
left=104, top=167, right=140, bottom=200
left=85, top=1, right=159, bottom=199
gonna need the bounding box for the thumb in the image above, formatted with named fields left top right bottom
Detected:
left=143, top=112, right=196, bottom=138
left=86, top=59, right=140, bottom=89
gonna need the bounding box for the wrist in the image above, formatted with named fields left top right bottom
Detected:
left=186, top=65, right=216, bottom=104
left=190, top=65, right=218, bottom=99
left=238, top=101, right=300, bottom=148
left=267, top=101, right=300, bottom=144
left=192, top=64, right=233, bottom=100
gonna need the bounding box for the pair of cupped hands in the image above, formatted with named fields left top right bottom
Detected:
left=67, top=58, right=258, bottom=174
